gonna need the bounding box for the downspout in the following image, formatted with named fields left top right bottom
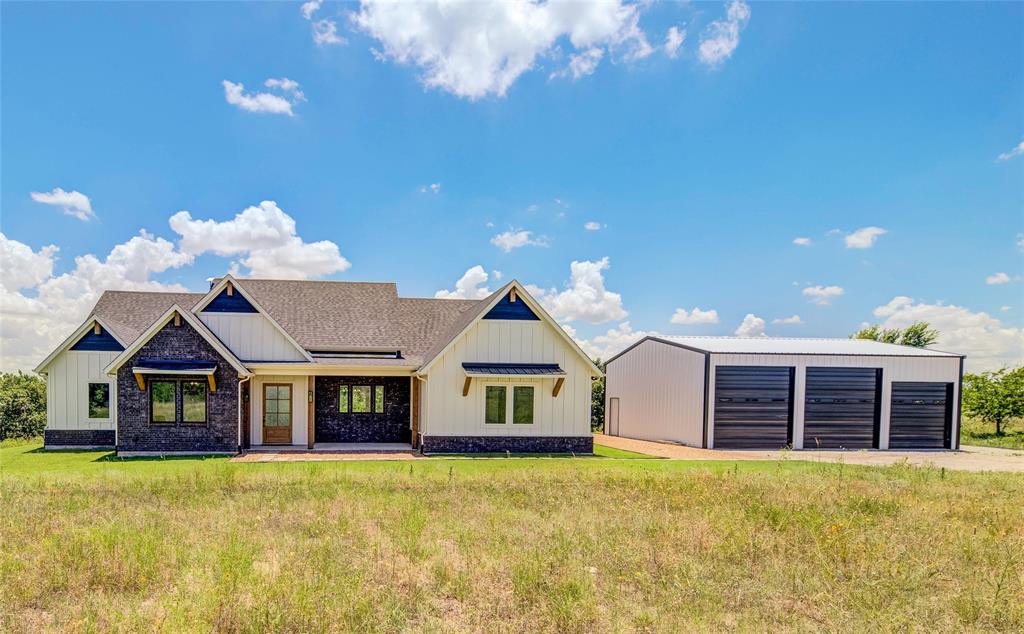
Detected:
left=237, top=374, right=252, bottom=454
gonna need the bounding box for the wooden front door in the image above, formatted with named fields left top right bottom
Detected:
left=262, top=383, right=293, bottom=445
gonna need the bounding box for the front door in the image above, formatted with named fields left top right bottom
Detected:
left=262, top=383, right=293, bottom=445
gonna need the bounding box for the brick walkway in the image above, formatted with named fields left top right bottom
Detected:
left=232, top=451, right=420, bottom=462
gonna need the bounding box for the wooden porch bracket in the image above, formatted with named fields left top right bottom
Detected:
left=509, top=287, right=517, bottom=302
left=94, top=323, right=101, bottom=335
left=207, top=373, right=216, bottom=393
left=134, top=373, right=145, bottom=391
left=226, top=281, right=234, bottom=296
left=462, top=376, right=472, bottom=397
left=173, top=312, right=182, bottom=327
left=552, top=377, right=565, bottom=397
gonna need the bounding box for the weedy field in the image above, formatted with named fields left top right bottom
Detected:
left=961, top=417, right=1024, bottom=450
left=1, top=441, right=1021, bottom=633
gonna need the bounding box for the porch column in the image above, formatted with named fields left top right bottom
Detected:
left=307, top=375, right=315, bottom=449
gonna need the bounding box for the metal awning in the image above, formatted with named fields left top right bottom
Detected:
left=462, top=362, right=565, bottom=377
left=131, top=358, right=219, bottom=391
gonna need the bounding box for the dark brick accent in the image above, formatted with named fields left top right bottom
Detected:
left=420, top=435, right=593, bottom=454
left=44, top=429, right=115, bottom=447
left=116, top=320, right=238, bottom=453
left=314, top=376, right=410, bottom=443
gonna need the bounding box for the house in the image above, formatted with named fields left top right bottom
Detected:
left=605, top=336, right=963, bottom=450
left=34, top=275, right=602, bottom=455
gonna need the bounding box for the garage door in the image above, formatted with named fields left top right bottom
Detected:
left=713, top=366, right=793, bottom=449
left=889, top=382, right=952, bottom=449
left=803, top=368, right=881, bottom=449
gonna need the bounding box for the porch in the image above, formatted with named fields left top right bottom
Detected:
left=235, top=442, right=419, bottom=462
left=247, top=442, right=413, bottom=453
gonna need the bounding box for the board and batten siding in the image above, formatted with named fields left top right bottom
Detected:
left=605, top=338, right=706, bottom=447
left=707, top=353, right=961, bottom=449
left=422, top=319, right=594, bottom=438
left=249, top=375, right=309, bottom=446
left=199, top=313, right=306, bottom=362
left=45, top=350, right=120, bottom=431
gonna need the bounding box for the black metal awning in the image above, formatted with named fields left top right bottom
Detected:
left=462, top=362, right=564, bottom=377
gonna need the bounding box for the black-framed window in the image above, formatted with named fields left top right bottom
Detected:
left=513, top=386, right=534, bottom=424
left=351, top=386, right=371, bottom=413
left=374, top=385, right=385, bottom=413
left=337, top=383, right=386, bottom=414
left=87, top=382, right=110, bottom=419
left=485, top=386, right=506, bottom=424
left=338, top=386, right=350, bottom=412
left=182, top=380, right=208, bottom=424
left=150, top=380, right=176, bottom=424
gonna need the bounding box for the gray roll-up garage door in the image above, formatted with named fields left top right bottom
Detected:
left=713, top=366, right=793, bottom=449
left=889, top=382, right=952, bottom=449
left=803, top=367, right=881, bottom=449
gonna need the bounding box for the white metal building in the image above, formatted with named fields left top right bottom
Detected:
left=604, top=337, right=964, bottom=450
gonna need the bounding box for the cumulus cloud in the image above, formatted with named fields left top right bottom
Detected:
left=772, top=315, right=802, bottom=325
left=698, top=0, right=750, bottom=67
left=986, top=272, right=1011, bottom=285
left=551, top=48, right=604, bottom=81
left=313, top=19, right=346, bottom=46
left=351, top=0, right=656, bottom=99
left=528, top=257, right=626, bottom=324
left=844, top=226, right=887, bottom=249
left=997, top=139, right=1024, bottom=162
left=734, top=313, right=766, bottom=337
left=223, top=79, right=304, bottom=116
left=664, top=25, right=686, bottom=59
left=434, top=265, right=492, bottom=299
left=300, top=0, right=321, bottom=20
left=568, top=321, right=661, bottom=361
left=30, top=188, right=95, bottom=221
left=670, top=307, right=719, bottom=325
left=792, top=237, right=811, bottom=246
left=584, top=221, right=603, bottom=231
left=873, top=296, right=1024, bottom=371
left=803, top=284, right=844, bottom=305
left=169, top=201, right=350, bottom=279
left=490, top=229, right=549, bottom=253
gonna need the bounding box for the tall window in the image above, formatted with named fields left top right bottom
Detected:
left=338, top=385, right=350, bottom=412
left=88, top=383, right=110, bottom=419
left=374, top=385, right=385, bottom=413
left=513, top=386, right=534, bottom=424
left=351, top=386, right=371, bottom=413
left=264, top=385, right=292, bottom=429
left=182, top=381, right=207, bottom=424
left=150, top=380, right=176, bottom=423
left=485, top=386, right=506, bottom=424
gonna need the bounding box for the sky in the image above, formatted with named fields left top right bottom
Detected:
left=1, top=0, right=1022, bottom=373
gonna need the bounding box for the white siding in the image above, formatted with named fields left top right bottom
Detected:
left=250, top=375, right=309, bottom=446
left=422, top=320, right=594, bottom=438
left=199, top=313, right=306, bottom=362
left=45, top=350, right=119, bottom=431
left=605, top=339, right=706, bottom=446
left=707, top=353, right=961, bottom=449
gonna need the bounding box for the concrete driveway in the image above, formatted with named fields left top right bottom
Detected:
left=595, top=433, right=1024, bottom=473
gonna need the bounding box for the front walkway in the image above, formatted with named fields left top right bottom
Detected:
left=234, top=442, right=419, bottom=462
left=594, top=433, right=1024, bottom=473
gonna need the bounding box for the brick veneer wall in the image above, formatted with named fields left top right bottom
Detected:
left=419, top=435, right=593, bottom=454
left=43, top=429, right=115, bottom=447
left=314, top=376, right=411, bottom=443
left=116, top=320, right=238, bottom=453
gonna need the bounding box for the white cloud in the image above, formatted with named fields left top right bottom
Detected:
left=528, top=257, right=626, bottom=324
left=1001, top=305, right=1011, bottom=312
left=664, top=25, right=686, bottom=59
left=300, top=0, right=321, bottom=20
left=313, top=19, right=346, bottom=46
left=568, top=321, right=661, bottom=361
left=986, top=272, right=1011, bottom=285
left=1017, top=233, right=1024, bottom=252
left=670, top=307, right=719, bottom=325
left=0, top=233, right=58, bottom=292
left=772, top=315, right=802, bottom=325
left=492, top=270, right=503, bottom=281
left=30, top=188, right=95, bottom=221
left=872, top=296, right=1024, bottom=371
left=792, top=237, right=811, bottom=246
left=435, top=265, right=492, bottom=299
left=584, top=221, right=603, bottom=231
left=222, top=80, right=299, bottom=116
left=168, top=200, right=350, bottom=279
left=551, top=47, right=604, bottom=81
left=264, top=77, right=306, bottom=101
left=490, top=229, right=549, bottom=253
left=803, top=285, right=844, bottom=305
left=997, top=140, right=1024, bottom=162
left=734, top=313, right=766, bottom=337
left=844, top=226, right=887, bottom=249
left=352, top=0, right=655, bottom=100
left=420, top=183, right=442, bottom=194
left=698, top=0, right=750, bottom=67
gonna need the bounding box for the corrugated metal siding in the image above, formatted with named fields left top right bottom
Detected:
left=889, top=382, right=952, bottom=449
left=199, top=313, right=307, bottom=362
left=713, top=366, right=793, bottom=449
left=803, top=367, right=880, bottom=449
left=604, top=339, right=706, bottom=446
left=44, top=350, right=120, bottom=431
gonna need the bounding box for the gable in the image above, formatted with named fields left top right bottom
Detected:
left=202, top=287, right=258, bottom=313
left=482, top=293, right=540, bottom=321
left=69, top=326, right=125, bottom=352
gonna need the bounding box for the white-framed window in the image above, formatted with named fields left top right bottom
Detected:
left=483, top=384, right=535, bottom=425
left=86, top=382, right=111, bottom=420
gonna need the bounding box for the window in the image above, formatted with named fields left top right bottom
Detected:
left=485, top=386, right=506, bottom=424
left=338, top=386, right=349, bottom=412
left=351, top=386, right=371, bottom=413
left=87, top=383, right=110, bottom=419
left=513, top=386, right=534, bottom=424
left=150, top=380, right=176, bottom=423
left=374, top=385, right=385, bottom=413
left=182, top=381, right=207, bottom=424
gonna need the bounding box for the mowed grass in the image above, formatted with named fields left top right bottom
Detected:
left=1, top=442, right=1022, bottom=632
left=961, top=417, right=1024, bottom=450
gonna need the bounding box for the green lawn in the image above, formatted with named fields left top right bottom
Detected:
left=961, top=417, right=1024, bottom=450
left=1, top=441, right=1022, bottom=632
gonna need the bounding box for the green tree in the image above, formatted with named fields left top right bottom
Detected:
left=851, top=321, right=939, bottom=348
left=962, top=367, right=1024, bottom=436
left=591, top=358, right=606, bottom=432
left=0, top=371, right=47, bottom=440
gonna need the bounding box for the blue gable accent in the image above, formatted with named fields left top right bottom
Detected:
left=70, top=326, right=124, bottom=352
left=482, top=293, right=540, bottom=321
left=202, top=287, right=258, bottom=313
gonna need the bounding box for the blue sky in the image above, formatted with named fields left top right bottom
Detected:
left=1, top=1, right=1022, bottom=371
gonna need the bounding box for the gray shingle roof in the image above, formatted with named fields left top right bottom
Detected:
left=90, top=290, right=206, bottom=344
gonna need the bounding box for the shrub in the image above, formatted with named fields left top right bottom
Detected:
left=0, top=371, right=46, bottom=440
